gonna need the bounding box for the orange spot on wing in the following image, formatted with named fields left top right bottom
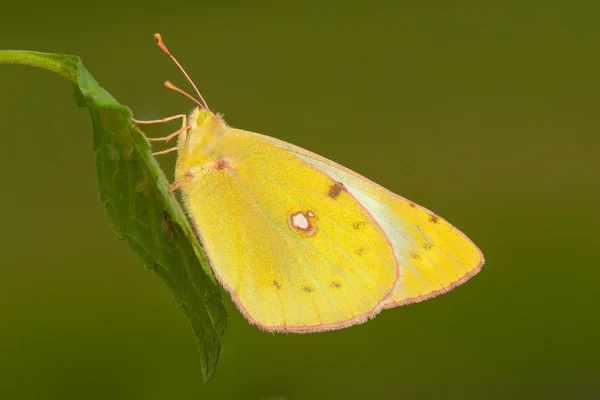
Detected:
left=209, top=157, right=230, bottom=170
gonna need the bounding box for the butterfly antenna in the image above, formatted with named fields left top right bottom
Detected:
left=164, top=81, right=204, bottom=109
left=154, top=33, right=210, bottom=111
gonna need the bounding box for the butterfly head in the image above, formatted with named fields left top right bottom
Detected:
left=188, top=107, right=228, bottom=132
left=177, top=107, right=228, bottom=159
left=193, top=107, right=215, bottom=127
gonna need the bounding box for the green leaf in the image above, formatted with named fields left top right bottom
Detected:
left=0, top=50, right=227, bottom=382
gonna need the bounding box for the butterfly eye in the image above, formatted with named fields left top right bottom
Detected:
left=196, top=110, right=214, bottom=126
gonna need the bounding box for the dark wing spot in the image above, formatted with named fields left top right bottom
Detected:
left=423, top=243, right=434, bottom=250
left=410, top=252, right=422, bottom=260
left=328, top=181, right=345, bottom=199
left=329, top=281, right=342, bottom=289
left=273, top=280, right=281, bottom=289
left=355, top=247, right=368, bottom=256
left=408, top=202, right=416, bottom=208
left=302, top=285, right=313, bottom=293
left=353, top=221, right=366, bottom=230
left=428, top=214, right=439, bottom=224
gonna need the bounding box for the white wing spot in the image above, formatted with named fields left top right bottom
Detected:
left=289, top=211, right=316, bottom=236
left=291, top=212, right=310, bottom=229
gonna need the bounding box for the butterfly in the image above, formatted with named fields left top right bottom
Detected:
left=134, top=34, right=484, bottom=333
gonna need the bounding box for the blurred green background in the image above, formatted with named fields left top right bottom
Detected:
left=1, top=1, right=598, bottom=399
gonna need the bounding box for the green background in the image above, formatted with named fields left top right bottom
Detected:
left=1, top=1, right=598, bottom=399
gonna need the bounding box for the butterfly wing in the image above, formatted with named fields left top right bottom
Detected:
left=178, top=131, right=400, bottom=332
left=247, top=130, right=484, bottom=308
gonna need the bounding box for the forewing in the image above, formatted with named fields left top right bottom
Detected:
left=179, top=133, right=399, bottom=332
left=250, top=131, right=484, bottom=308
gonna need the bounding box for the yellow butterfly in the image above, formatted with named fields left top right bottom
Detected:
left=135, top=34, right=484, bottom=333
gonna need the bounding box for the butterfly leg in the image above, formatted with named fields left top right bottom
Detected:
left=133, top=114, right=190, bottom=142
left=132, top=114, right=186, bottom=125
left=152, top=147, right=178, bottom=156
left=147, top=124, right=190, bottom=142
left=168, top=172, right=195, bottom=194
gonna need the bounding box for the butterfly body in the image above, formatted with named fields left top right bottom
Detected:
left=171, top=107, right=484, bottom=333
